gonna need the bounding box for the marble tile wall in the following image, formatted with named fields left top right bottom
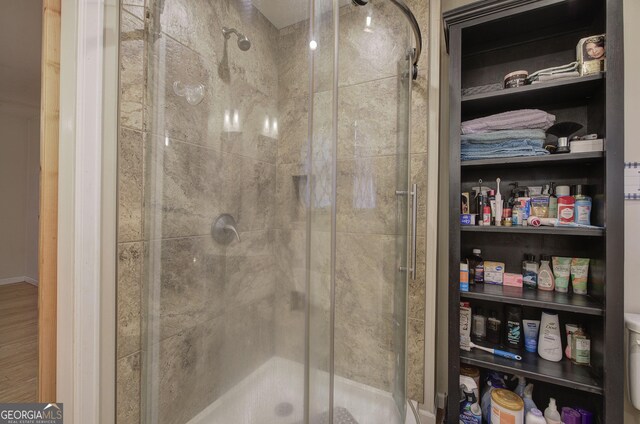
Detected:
left=117, top=1, right=281, bottom=423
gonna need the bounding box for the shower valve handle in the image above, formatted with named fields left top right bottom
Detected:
left=224, top=224, right=241, bottom=242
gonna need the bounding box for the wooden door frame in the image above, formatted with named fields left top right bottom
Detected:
left=38, top=0, right=61, bottom=403
left=39, top=1, right=118, bottom=422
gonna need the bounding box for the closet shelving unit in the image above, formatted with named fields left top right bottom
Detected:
left=444, top=0, right=624, bottom=422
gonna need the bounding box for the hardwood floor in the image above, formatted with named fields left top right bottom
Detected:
left=0, top=283, right=38, bottom=402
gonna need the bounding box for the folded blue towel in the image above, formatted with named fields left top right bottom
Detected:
left=461, top=139, right=549, bottom=161
left=461, top=129, right=547, bottom=143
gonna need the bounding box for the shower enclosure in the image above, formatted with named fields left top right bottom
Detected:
left=137, top=0, right=422, bottom=423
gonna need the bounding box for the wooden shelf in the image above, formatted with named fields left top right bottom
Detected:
left=461, top=284, right=604, bottom=316
left=461, top=225, right=604, bottom=237
left=461, top=151, right=604, bottom=169
left=460, top=348, right=603, bottom=394
left=461, top=74, right=604, bottom=118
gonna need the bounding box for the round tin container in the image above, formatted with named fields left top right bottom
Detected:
left=504, top=70, right=529, bottom=88
left=491, top=389, right=524, bottom=424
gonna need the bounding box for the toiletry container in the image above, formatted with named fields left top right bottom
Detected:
left=574, top=408, right=594, bottom=424
left=561, top=407, right=582, bottom=424
left=472, top=307, right=487, bottom=342
left=626, top=313, right=640, bottom=410
left=469, top=249, right=484, bottom=284
left=491, top=389, right=524, bottom=424
left=543, top=398, right=562, bottom=424
left=522, top=384, right=537, bottom=416
left=487, top=311, right=502, bottom=344
left=525, top=408, right=546, bottom=424
left=537, top=255, right=555, bottom=291
left=538, top=311, right=563, bottom=362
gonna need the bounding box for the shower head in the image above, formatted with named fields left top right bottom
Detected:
left=222, top=27, right=251, bottom=51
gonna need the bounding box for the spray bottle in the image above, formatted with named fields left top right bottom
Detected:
left=459, top=376, right=482, bottom=424
left=522, top=383, right=538, bottom=416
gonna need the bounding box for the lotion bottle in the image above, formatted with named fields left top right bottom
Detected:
left=538, top=311, right=563, bottom=362
left=544, top=398, right=562, bottom=424
left=537, top=255, right=555, bottom=291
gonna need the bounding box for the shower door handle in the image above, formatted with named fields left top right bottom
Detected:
left=410, top=183, right=417, bottom=280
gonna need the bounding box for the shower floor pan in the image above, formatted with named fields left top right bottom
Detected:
left=186, top=357, right=405, bottom=424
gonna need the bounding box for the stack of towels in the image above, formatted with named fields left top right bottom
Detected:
left=461, top=109, right=555, bottom=161
left=527, top=62, right=580, bottom=84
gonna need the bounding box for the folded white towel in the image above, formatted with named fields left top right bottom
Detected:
left=461, top=109, right=556, bottom=135
left=531, top=72, right=581, bottom=84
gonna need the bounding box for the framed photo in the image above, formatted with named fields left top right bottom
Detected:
left=577, top=34, right=606, bottom=76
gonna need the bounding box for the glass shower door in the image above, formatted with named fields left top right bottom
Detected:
left=132, top=0, right=417, bottom=422
left=325, top=1, right=414, bottom=422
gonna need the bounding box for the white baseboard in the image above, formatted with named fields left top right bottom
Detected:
left=0, top=276, right=38, bottom=286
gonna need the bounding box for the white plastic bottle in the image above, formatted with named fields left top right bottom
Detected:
left=525, top=408, right=546, bottom=424
left=544, top=398, right=562, bottom=424
left=537, top=255, right=555, bottom=291
left=538, top=311, right=563, bottom=362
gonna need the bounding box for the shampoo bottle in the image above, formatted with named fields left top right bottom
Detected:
left=538, top=311, right=563, bottom=362
left=537, top=255, right=555, bottom=291
left=544, top=398, right=562, bottom=424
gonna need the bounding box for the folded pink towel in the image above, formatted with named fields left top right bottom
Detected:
left=462, top=109, right=556, bottom=134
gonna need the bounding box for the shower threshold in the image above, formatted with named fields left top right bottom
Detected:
left=186, top=357, right=405, bottom=424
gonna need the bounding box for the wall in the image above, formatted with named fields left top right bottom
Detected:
left=0, top=101, right=39, bottom=284
left=624, top=0, right=640, bottom=420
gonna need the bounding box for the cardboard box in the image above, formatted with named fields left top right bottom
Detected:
left=484, top=261, right=505, bottom=285
left=504, top=272, right=523, bottom=287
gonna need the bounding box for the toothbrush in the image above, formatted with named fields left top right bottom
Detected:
left=470, top=342, right=522, bottom=361
left=495, top=178, right=503, bottom=226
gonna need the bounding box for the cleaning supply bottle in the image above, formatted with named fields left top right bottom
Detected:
left=544, top=398, right=562, bottom=424
left=514, top=375, right=526, bottom=397
left=522, top=383, right=537, bottom=416
left=525, top=408, right=546, bottom=424
left=459, top=376, right=482, bottom=424
left=537, top=255, right=555, bottom=291
left=482, top=371, right=507, bottom=421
